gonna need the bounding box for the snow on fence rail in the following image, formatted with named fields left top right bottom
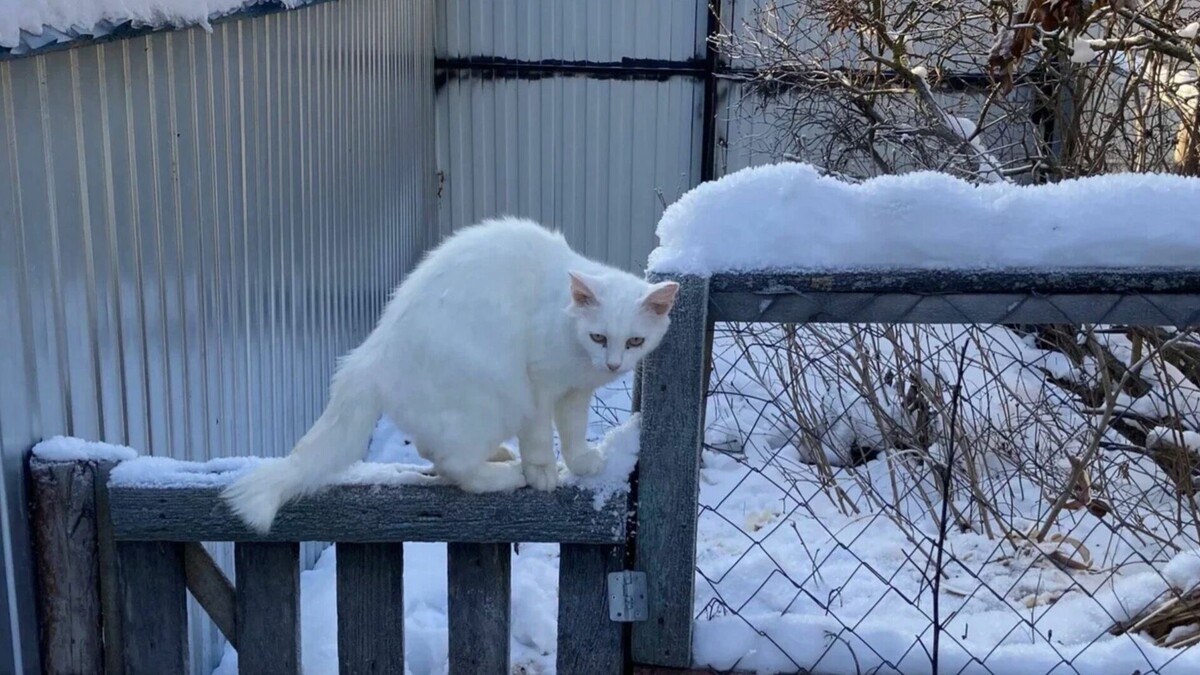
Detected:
left=29, top=450, right=631, bottom=675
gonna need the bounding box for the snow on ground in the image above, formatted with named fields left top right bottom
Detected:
left=31, top=435, right=138, bottom=462
left=647, top=163, right=1200, bottom=274
left=1, top=0, right=311, bottom=53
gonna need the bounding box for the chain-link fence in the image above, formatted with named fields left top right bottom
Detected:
left=687, top=306, right=1200, bottom=673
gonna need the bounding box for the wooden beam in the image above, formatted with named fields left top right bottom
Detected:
left=632, top=275, right=711, bottom=668
left=448, top=543, right=510, bottom=675
left=706, top=268, right=1200, bottom=295
left=183, top=542, right=237, bottom=649
left=336, top=543, right=405, bottom=675
left=235, top=542, right=301, bottom=675
left=107, top=482, right=627, bottom=544
left=709, top=291, right=1200, bottom=326
left=705, top=270, right=1200, bottom=326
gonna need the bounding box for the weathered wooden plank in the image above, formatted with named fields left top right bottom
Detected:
left=557, top=544, right=625, bottom=675
left=336, top=543, right=404, bottom=675
left=706, top=268, right=1200, bottom=295
left=235, top=542, right=300, bottom=675
left=115, top=541, right=189, bottom=674
left=107, top=482, right=627, bottom=544
left=708, top=290, right=1200, bottom=326
left=633, top=274, right=710, bottom=668
left=183, top=542, right=237, bottom=649
left=93, top=463, right=123, bottom=675
left=447, top=542, right=510, bottom=675
left=29, top=460, right=105, bottom=674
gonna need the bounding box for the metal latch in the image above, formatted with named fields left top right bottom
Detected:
left=607, top=571, right=648, bottom=622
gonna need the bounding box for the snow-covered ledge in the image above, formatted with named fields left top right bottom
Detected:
left=647, top=163, right=1200, bottom=275
left=2, top=0, right=319, bottom=56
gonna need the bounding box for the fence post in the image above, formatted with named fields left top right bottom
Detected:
left=447, top=542, right=510, bottom=674
left=631, top=274, right=711, bottom=668
left=336, top=542, right=405, bottom=675
left=235, top=542, right=301, bottom=675
left=28, top=459, right=107, bottom=674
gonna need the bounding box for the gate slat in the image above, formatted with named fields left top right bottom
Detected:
left=558, top=544, right=625, bottom=674
left=116, top=541, right=189, bottom=674
left=447, top=542, right=510, bottom=674
left=235, top=542, right=300, bottom=675
left=337, top=542, right=404, bottom=675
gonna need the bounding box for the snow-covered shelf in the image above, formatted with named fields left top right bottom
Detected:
left=106, top=478, right=628, bottom=544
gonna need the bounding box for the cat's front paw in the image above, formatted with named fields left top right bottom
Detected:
left=566, top=449, right=605, bottom=477
left=523, top=462, right=559, bottom=491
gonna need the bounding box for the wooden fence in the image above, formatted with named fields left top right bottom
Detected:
left=36, top=268, right=1200, bottom=674
left=30, top=458, right=631, bottom=674
left=630, top=268, right=1200, bottom=669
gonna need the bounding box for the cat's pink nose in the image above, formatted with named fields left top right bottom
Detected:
left=606, top=362, right=620, bottom=372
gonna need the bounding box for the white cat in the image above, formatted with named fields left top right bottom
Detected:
left=222, top=217, right=679, bottom=533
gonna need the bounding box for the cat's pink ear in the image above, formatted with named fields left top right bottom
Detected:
left=569, top=272, right=599, bottom=307
left=642, top=281, right=680, bottom=316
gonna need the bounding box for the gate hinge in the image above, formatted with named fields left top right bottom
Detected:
left=607, top=571, right=648, bottom=622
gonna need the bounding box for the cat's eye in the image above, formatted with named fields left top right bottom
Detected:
left=590, top=333, right=607, bottom=345
left=626, top=337, right=645, bottom=348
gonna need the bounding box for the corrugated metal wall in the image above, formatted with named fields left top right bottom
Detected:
left=0, top=0, right=436, bottom=671
left=433, top=0, right=707, bottom=272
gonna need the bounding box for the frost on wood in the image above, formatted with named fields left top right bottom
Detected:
left=647, top=162, right=1200, bottom=274
left=32, top=436, right=138, bottom=463
left=1, top=0, right=312, bottom=53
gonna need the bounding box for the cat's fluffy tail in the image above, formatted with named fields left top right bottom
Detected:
left=221, top=358, right=379, bottom=533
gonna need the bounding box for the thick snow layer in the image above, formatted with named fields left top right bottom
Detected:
left=32, top=436, right=138, bottom=463
left=1, top=0, right=309, bottom=53
left=647, top=163, right=1200, bottom=274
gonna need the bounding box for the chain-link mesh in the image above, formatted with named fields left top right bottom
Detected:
left=689, top=301, right=1200, bottom=674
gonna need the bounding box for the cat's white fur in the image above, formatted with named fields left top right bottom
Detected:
left=222, top=217, right=679, bottom=533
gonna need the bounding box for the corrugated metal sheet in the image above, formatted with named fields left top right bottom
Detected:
left=434, top=0, right=706, bottom=271
left=435, top=75, right=703, bottom=272
left=436, top=0, right=706, bottom=62
left=0, top=0, right=436, bottom=671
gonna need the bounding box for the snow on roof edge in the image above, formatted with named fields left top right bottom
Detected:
left=1, top=0, right=314, bottom=57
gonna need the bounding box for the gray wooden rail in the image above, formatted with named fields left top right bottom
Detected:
left=30, top=458, right=632, bottom=675
left=630, top=268, right=1200, bottom=668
